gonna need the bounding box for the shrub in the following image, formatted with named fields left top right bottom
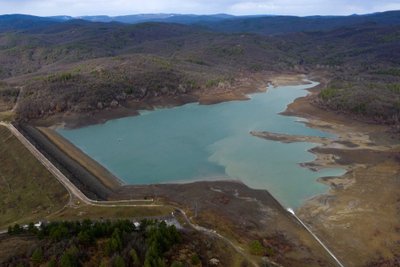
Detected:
left=130, top=248, right=140, bottom=266
left=171, top=261, right=184, bottom=267
left=77, top=230, right=92, bottom=245
left=31, top=248, right=44, bottom=265
left=60, top=245, right=79, bottom=267
left=47, top=72, right=75, bottom=83
left=47, top=257, right=57, bottom=267
left=319, top=87, right=337, bottom=101
left=249, top=240, right=265, bottom=256
left=113, top=255, right=126, bottom=267
left=12, top=224, right=23, bottom=234
left=49, top=225, right=69, bottom=242
left=191, top=254, right=201, bottom=265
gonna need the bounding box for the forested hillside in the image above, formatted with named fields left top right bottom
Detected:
left=0, top=12, right=399, bottom=129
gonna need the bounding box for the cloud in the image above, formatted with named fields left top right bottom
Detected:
left=0, top=0, right=398, bottom=16
left=227, top=0, right=400, bottom=15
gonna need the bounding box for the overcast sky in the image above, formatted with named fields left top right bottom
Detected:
left=0, top=0, right=399, bottom=16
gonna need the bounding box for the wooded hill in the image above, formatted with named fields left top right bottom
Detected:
left=0, top=12, right=399, bottom=128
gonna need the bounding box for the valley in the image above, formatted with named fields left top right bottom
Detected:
left=0, top=10, right=399, bottom=267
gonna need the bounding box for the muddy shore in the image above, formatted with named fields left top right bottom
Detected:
left=275, top=72, right=400, bottom=267
left=18, top=122, right=340, bottom=266
left=18, top=72, right=349, bottom=266
left=20, top=72, right=400, bottom=266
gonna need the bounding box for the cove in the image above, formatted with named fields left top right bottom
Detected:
left=58, top=81, right=346, bottom=209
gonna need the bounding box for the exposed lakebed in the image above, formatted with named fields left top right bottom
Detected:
left=58, top=81, right=346, bottom=208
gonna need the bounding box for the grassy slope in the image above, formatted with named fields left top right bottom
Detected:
left=0, top=125, right=69, bottom=228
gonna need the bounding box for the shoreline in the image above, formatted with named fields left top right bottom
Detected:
left=12, top=73, right=400, bottom=262
left=30, top=72, right=399, bottom=207
left=32, top=72, right=308, bottom=130
left=277, top=73, right=400, bottom=266
left=35, top=73, right=347, bottom=205
left=41, top=74, right=337, bottom=204
left=9, top=119, right=344, bottom=265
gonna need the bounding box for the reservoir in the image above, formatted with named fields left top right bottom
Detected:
left=58, top=81, right=346, bottom=208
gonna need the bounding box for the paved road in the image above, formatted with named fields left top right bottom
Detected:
left=0, top=121, right=160, bottom=207
left=287, top=208, right=345, bottom=267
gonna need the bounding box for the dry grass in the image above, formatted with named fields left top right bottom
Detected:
left=0, top=110, right=15, bottom=122
left=0, top=126, right=69, bottom=229
left=48, top=204, right=174, bottom=221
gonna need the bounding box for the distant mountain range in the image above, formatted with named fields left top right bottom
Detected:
left=0, top=14, right=60, bottom=32
left=0, top=13, right=248, bottom=31
left=51, top=13, right=238, bottom=24
left=200, top=10, right=400, bottom=35
left=1, top=11, right=399, bottom=35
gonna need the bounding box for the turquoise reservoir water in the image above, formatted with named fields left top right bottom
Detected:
left=58, top=81, right=345, bottom=208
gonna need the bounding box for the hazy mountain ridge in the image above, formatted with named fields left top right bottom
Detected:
left=198, top=10, right=400, bottom=35
left=2, top=11, right=400, bottom=34
left=0, top=14, right=61, bottom=32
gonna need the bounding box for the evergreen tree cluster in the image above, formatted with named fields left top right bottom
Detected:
left=6, top=219, right=181, bottom=267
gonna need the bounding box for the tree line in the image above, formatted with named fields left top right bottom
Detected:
left=6, top=219, right=182, bottom=267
